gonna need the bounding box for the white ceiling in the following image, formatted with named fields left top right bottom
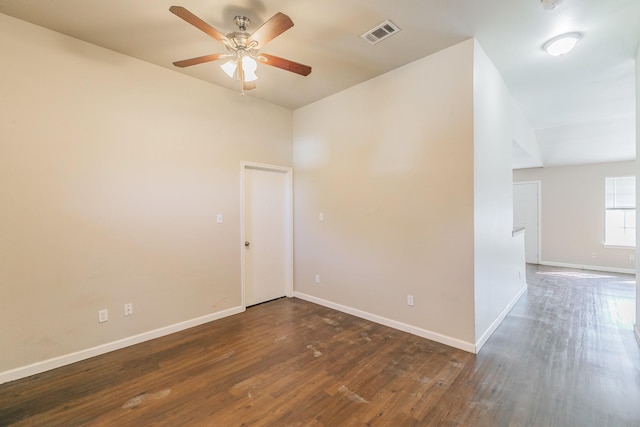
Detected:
left=0, top=0, right=638, bottom=168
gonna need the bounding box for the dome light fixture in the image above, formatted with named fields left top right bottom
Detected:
left=543, top=32, right=582, bottom=56
left=540, top=0, right=564, bottom=10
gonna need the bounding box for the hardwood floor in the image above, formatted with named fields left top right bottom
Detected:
left=1, top=264, right=639, bottom=426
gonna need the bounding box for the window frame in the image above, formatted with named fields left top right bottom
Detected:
left=604, top=176, right=636, bottom=248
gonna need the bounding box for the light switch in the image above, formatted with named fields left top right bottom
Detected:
left=319, top=212, right=324, bottom=221
left=217, top=213, right=223, bottom=224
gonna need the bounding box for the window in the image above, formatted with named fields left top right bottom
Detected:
left=605, top=176, right=635, bottom=247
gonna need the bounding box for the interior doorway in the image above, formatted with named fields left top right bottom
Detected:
left=513, top=181, right=541, bottom=264
left=241, top=162, right=293, bottom=307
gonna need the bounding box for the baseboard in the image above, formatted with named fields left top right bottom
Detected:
left=293, top=292, right=476, bottom=354
left=635, top=324, right=640, bottom=347
left=475, top=283, right=528, bottom=353
left=0, top=306, right=245, bottom=385
left=539, top=260, right=635, bottom=275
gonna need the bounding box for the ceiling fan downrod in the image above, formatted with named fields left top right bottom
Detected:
left=233, top=16, right=250, bottom=32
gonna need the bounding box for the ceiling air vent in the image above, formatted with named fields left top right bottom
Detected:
left=360, top=20, right=401, bottom=45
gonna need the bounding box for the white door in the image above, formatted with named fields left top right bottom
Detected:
left=513, top=182, right=540, bottom=264
left=242, top=163, right=292, bottom=307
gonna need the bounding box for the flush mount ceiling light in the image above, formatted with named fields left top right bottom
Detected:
left=543, top=32, right=582, bottom=56
left=540, top=0, right=564, bottom=10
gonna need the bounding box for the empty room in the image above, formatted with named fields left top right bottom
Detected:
left=1, top=0, right=639, bottom=425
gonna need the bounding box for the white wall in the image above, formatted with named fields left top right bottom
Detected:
left=473, top=41, right=528, bottom=348
left=0, top=14, right=292, bottom=378
left=635, top=44, right=640, bottom=344
left=514, top=161, right=636, bottom=273
left=512, top=113, right=543, bottom=169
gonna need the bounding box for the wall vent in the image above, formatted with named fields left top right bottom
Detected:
left=360, top=20, right=401, bottom=45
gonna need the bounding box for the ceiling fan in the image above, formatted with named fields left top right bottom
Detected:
left=170, top=6, right=312, bottom=94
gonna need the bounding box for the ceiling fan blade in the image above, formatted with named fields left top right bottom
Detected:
left=170, top=6, right=229, bottom=45
left=248, top=12, right=294, bottom=48
left=173, top=53, right=229, bottom=68
left=258, top=53, right=312, bottom=76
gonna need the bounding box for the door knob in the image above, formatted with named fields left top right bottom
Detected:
left=245, top=241, right=250, bottom=247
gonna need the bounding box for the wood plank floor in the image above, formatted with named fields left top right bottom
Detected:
left=1, top=264, right=639, bottom=426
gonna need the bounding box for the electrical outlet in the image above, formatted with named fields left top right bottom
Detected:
left=407, top=295, right=414, bottom=306
left=629, top=254, right=635, bottom=261
left=319, top=212, right=324, bottom=221
left=315, top=274, right=320, bottom=283
left=98, top=309, right=108, bottom=323
left=124, top=303, right=133, bottom=316
left=216, top=213, right=223, bottom=224
left=591, top=252, right=597, bottom=258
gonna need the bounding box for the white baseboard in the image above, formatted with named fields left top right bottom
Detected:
left=475, top=283, right=528, bottom=353
left=635, top=324, right=640, bottom=347
left=0, top=306, right=244, bottom=385
left=292, top=292, right=476, bottom=354
left=539, top=260, right=635, bottom=275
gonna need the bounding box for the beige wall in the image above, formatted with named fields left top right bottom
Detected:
left=514, top=161, right=636, bottom=272
left=293, top=40, right=477, bottom=346
left=293, top=39, right=527, bottom=350
left=0, top=14, right=292, bottom=374
left=1, top=14, right=534, bottom=376
left=473, top=41, right=528, bottom=345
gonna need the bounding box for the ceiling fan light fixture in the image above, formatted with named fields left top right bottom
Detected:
left=221, top=59, right=237, bottom=78
left=170, top=6, right=311, bottom=94
left=242, top=56, right=258, bottom=82
left=543, top=32, right=582, bottom=56
left=220, top=55, right=258, bottom=81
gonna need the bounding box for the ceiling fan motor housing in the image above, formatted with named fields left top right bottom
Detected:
left=227, top=16, right=255, bottom=50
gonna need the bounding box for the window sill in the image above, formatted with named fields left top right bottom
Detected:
left=603, top=244, right=636, bottom=249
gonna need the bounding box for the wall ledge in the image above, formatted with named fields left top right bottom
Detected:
left=539, top=260, right=635, bottom=275
left=512, top=227, right=526, bottom=237
left=293, top=292, right=476, bottom=354
left=0, top=306, right=245, bottom=385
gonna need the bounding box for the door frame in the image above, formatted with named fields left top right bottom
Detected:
left=240, top=161, right=294, bottom=308
left=513, top=180, right=542, bottom=264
